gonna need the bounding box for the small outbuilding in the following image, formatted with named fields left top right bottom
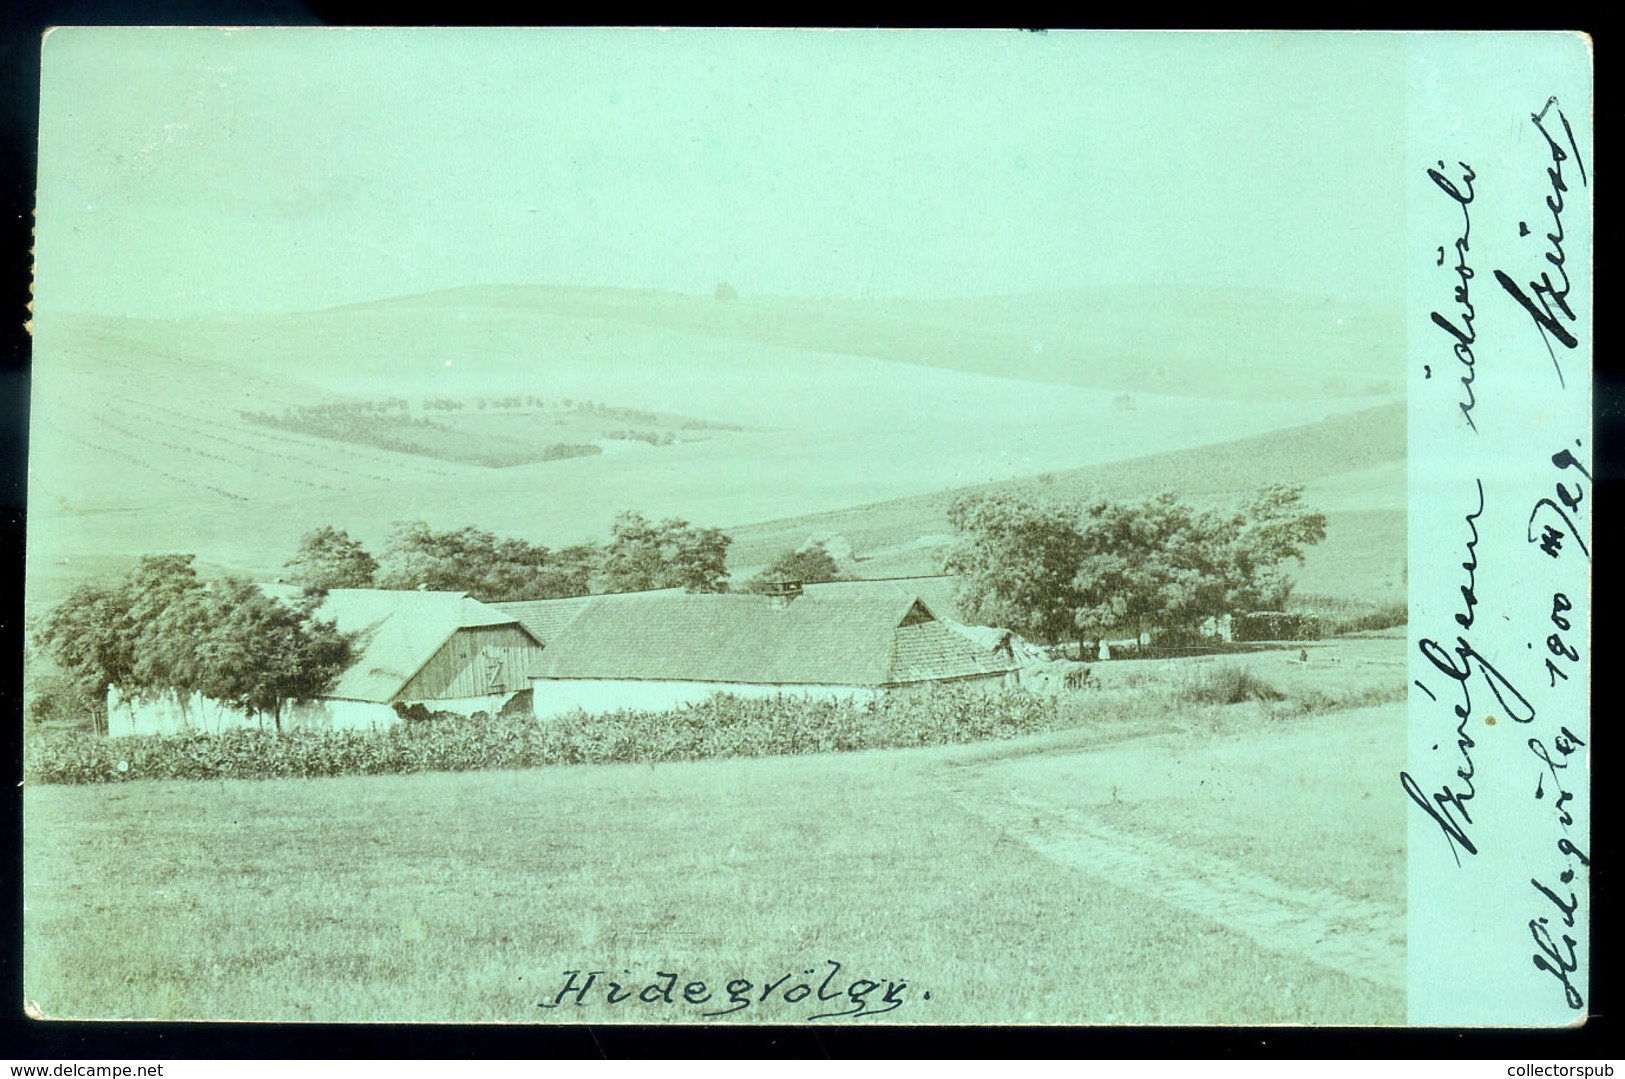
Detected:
left=106, top=588, right=543, bottom=736
left=524, top=583, right=1018, bottom=718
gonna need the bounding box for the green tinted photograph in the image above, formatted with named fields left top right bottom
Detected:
left=25, top=28, right=1414, bottom=1024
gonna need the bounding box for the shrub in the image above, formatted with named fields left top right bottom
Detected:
left=26, top=671, right=105, bottom=732
left=22, top=686, right=1081, bottom=786
left=1234, top=611, right=1323, bottom=642
left=1284, top=594, right=1406, bottom=636
left=1174, top=665, right=1285, bottom=706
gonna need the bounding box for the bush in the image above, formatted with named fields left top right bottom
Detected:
left=1234, top=611, right=1323, bottom=642
left=23, top=685, right=1080, bottom=786
left=1284, top=594, right=1406, bottom=636
left=26, top=671, right=105, bottom=732
left=1174, top=665, right=1285, bottom=706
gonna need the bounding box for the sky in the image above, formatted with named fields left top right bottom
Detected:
left=34, top=28, right=1408, bottom=317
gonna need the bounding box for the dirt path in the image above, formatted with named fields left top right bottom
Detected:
left=939, top=764, right=1405, bottom=992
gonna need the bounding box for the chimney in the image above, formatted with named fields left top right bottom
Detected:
left=764, top=579, right=803, bottom=609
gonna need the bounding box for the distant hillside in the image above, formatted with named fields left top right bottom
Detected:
left=319, top=282, right=1403, bottom=402
left=727, top=401, right=1405, bottom=603
left=26, top=286, right=1401, bottom=611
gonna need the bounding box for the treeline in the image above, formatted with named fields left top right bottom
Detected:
left=240, top=398, right=745, bottom=464
left=241, top=405, right=443, bottom=460
left=239, top=404, right=602, bottom=468
left=284, top=512, right=733, bottom=601
left=33, top=556, right=354, bottom=735
left=286, top=520, right=858, bottom=603
left=244, top=396, right=738, bottom=423
left=603, top=429, right=676, bottom=446
left=946, top=484, right=1329, bottom=652
left=29, top=513, right=745, bottom=733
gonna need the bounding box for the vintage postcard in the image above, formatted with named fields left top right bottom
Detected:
left=21, top=29, right=1591, bottom=1026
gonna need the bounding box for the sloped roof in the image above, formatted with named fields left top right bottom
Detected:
left=273, top=588, right=528, bottom=702
left=530, top=590, right=1016, bottom=687
left=802, top=576, right=966, bottom=622
left=491, top=596, right=598, bottom=645
left=941, top=620, right=1014, bottom=652
left=889, top=621, right=1018, bottom=683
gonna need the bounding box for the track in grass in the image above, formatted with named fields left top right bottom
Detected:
left=939, top=712, right=1405, bottom=994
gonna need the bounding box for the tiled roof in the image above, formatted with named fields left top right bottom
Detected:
left=265, top=587, right=529, bottom=703
left=802, top=576, right=966, bottom=622
left=490, top=596, right=598, bottom=645
left=887, top=621, right=1019, bottom=683
left=530, top=590, right=1016, bottom=687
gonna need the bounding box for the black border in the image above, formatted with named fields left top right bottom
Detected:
left=2, top=10, right=1610, bottom=1060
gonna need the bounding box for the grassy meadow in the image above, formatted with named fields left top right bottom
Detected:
left=23, top=636, right=1405, bottom=1025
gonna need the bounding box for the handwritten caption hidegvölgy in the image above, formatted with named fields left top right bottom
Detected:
left=537, top=960, right=923, bottom=1020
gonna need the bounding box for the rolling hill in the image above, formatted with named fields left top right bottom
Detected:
left=24, top=284, right=1403, bottom=611
left=725, top=400, right=1405, bottom=602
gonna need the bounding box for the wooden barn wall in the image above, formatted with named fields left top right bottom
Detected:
left=399, top=624, right=542, bottom=702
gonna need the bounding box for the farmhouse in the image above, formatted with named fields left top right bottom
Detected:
left=106, top=589, right=543, bottom=736
left=522, top=583, right=1018, bottom=719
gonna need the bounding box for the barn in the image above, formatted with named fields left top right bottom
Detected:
left=523, top=583, right=1018, bottom=719
left=106, top=588, right=543, bottom=736
left=490, top=594, right=599, bottom=648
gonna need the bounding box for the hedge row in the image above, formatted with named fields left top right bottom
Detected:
left=23, top=687, right=1076, bottom=785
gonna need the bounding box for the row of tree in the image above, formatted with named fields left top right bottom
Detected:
left=35, top=555, right=354, bottom=734
left=945, top=483, right=1327, bottom=652
left=34, top=486, right=1318, bottom=733
left=31, top=512, right=819, bottom=731
left=284, top=512, right=734, bottom=600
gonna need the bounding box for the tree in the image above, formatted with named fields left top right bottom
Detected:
left=34, top=555, right=357, bottom=734
left=532, top=543, right=599, bottom=600
left=193, top=578, right=354, bottom=733
left=34, top=554, right=207, bottom=730
left=1070, top=485, right=1329, bottom=646
left=34, top=579, right=138, bottom=735
left=714, top=280, right=738, bottom=302
left=26, top=669, right=106, bottom=732
left=129, top=563, right=217, bottom=708
left=284, top=526, right=378, bottom=590
left=943, top=494, right=1087, bottom=649
left=1231, top=482, right=1329, bottom=610
left=943, top=485, right=1328, bottom=652
left=375, top=521, right=594, bottom=601
left=743, top=543, right=846, bottom=592
left=1069, top=493, right=1228, bottom=646
left=595, top=512, right=732, bottom=594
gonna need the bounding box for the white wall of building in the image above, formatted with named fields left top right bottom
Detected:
left=105, top=688, right=516, bottom=736
left=107, top=688, right=248, bottom=736
left=420, top=692, right=520, bottom=717
left=286, top=698, right=403, bottom=732
left=530, top=679, right=880, bottom=719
